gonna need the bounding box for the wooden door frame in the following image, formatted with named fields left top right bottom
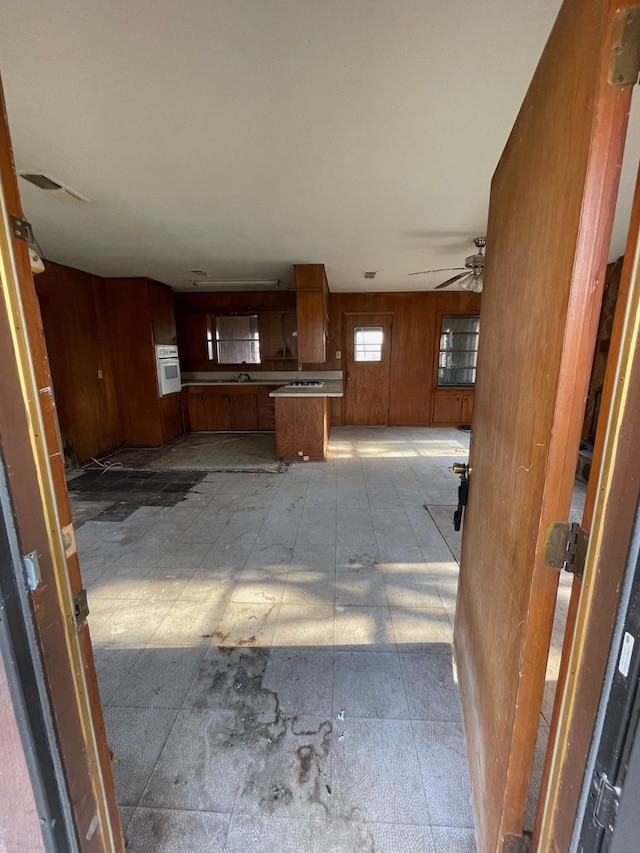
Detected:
left=0, top=81, right=121, bottom=849
left=342, top=311, right=394, bottom=426
left=535, top=161, right=640, bottom=850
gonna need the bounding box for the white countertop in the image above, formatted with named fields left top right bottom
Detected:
left=182, top=370, right=343, bottom=397
left=269, top=379, right=343, bottom=398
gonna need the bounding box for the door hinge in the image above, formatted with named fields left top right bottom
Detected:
left=73, top=588, right=89, bottom=626
left=609, top=5, right=640, bottom=86
left=543, top=521, right=589, bottom=578
left=9, top=214, right=35, bottom=244
left=22, top=551, right=42, bottom=590
left=593, top=772, right=621, bottom=831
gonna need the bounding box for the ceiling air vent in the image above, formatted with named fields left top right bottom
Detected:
left=19, top=171, right=90, bottom=203
left=363, top=271, right=377, bottom=279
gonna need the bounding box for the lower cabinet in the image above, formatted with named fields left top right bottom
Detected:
left=275, top=396, right=328, bottom=460
left=431, top=389, right=474, bottom=426
left=187, top=386, right=274, bottom=431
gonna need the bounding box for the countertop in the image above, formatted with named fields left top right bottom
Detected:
left=181, top=371, right=343, bottom=398
left=269, top=379, right=343, bottom=398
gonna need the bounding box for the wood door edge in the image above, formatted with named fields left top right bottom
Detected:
left=535, top=156, right=640, bottom=852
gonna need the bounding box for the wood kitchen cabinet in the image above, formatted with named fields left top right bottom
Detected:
left=186, top=385, right=276, bottom=431
left=275, top=396, right=329, bottom=460
left=259, top=312, right=298, bottom=360
left=294, top=264, right=329, bottom=363
left=105, top=277, right=182, bottom=445
left=431, top=389, right=475, bottom=426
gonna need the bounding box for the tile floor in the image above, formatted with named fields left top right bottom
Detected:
left=78, top=427, right=480, bottom=851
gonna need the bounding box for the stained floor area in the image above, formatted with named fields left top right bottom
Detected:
left=76, top=427, right=477, bottom=852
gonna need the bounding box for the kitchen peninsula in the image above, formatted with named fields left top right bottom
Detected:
left=181, top=371, right=343, bottom=462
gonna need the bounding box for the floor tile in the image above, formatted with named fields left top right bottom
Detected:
left=183, top=646, right=275, bottom=715
left=263, top=648, right=334, bottom=716
left=390, top=606, right=453, bottom=653
left=331, top=718, right=429, bottom=825
left=232, top=570, right=288, bottom=604
left=111, top=645, right=207, bottom=709
left=149, top=599, right=228, bottom=647
left=431, top=825, right=477, bottom=852
left=273, top=604, right=334, bottom=647
left=245, top=543, right=294, bottom=572
left=178, top=569, right=237, bottom=601
left=234, top=715, right=332, bottom=819
left=125, top=807, right=230, bottom=853
left=97, top=600, right=173, bottom=648
left=214, top=601, right=280, bottom=648
left=200, top=543, right=253, bottom=571
left=399, top=653, right=462, bottom=722
left=291, top=544, right=337, bottom=572
left=93, top=647, right=145, bottom=705
left=334, top=605, right=395, bottom=651
left=283, top=570, right=335, bottom=605
left=412, top=721, right=474, bottom=828
left=335, top=570, right=388, bottom=606
left=333, top=651, right=408, bottom=720
left=140, top=709, right=245, bottom=812
left=104, top=706, right=179, bottom=806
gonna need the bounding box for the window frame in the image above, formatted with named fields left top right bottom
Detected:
left=436, top=313, right=480, bottom=388
left=214, top=313, right=262, bottom=365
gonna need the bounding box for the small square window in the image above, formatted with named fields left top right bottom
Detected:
left=354, top=326, right=383, bottom=362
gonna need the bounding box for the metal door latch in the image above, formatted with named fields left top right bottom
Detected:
left=452, top=463, right=469, bottom=531
left=73, top=589, right=89, bottom=626
left=543, top=521, right=589, bottom=578
left=593, top=772, right=621, bottom=830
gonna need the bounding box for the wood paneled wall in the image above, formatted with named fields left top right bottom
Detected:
left=326, top=291, right=481, bottom=425
left=175, top=290, right=297, bottom=372
left=35, top=261, right=123, bottom=466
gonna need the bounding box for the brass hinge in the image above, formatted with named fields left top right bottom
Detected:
left=543, top=521, right=589, bottom=578
left=9, top=214, right=35, bottom=244
left=593, top=772, right=621, bottom=831
left=73, top=588, right=89, bottom=626
left=609, top=5, right=640, bottom=85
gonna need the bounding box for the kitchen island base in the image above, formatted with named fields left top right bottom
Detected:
left=275, top=396, right=328, bottom=461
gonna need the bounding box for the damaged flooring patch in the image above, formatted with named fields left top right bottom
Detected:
left=84, top=428, right=479, bottom=852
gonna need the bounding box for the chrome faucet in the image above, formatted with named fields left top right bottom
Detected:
left=236, top=373, right=251, bottom=382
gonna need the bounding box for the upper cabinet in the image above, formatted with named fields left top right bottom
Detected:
left=259, top=311, right=298, bottom=360
left=294, top=264, right=329, bottom=363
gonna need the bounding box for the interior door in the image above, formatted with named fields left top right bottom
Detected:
left=344, top=313, right=392, bottom=425
left=453, top=1, right=635, bottom=849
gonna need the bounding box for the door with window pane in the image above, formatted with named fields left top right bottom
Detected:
left=344, top=314, right=393, bottom=425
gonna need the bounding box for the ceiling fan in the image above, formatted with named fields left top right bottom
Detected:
left=409, top=236, right=486, bottom=292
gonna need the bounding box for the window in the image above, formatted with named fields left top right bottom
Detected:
left=215, top=315, right=261, bottom=364
left=354, top=326, right=384, bottom=362
left=437, top=314, right=480, bottom=386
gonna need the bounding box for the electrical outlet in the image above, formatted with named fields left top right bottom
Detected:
left=303, top=455, right=309, bottom=462
left=97, top=369, right=104, bottom=379
left=336, top=350, right=342, bottom=360
left=298, top=450, right=304, bottom=456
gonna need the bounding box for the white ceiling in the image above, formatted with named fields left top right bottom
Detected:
left=0, top=0, right=638, bottom=292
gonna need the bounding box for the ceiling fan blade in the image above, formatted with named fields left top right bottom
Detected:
left=408, top=266, right=466, bottom=276
left=435, top=271, right=472, bottom=289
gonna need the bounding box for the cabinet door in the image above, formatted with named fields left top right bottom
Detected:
left=432, top=392, right=462, bottom=425
left=149, top=280, right=177, bottom=344
left=257, top=390, right=276, bottom=430
left=188, top=392, right=208, bottom=431
left=230, top=394, right=258, bottom=430
left=461, top=392, right=474, bottom=424
left=205, top=393, right=232, bottom=430
left=296, top=290, right=326, bottom=363
left=282, top=312, right=298, bottom=359
left=259, top=313, right=284, bottom=359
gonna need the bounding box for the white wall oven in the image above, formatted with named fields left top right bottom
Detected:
left=155, top=345, right=181, bottom=396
